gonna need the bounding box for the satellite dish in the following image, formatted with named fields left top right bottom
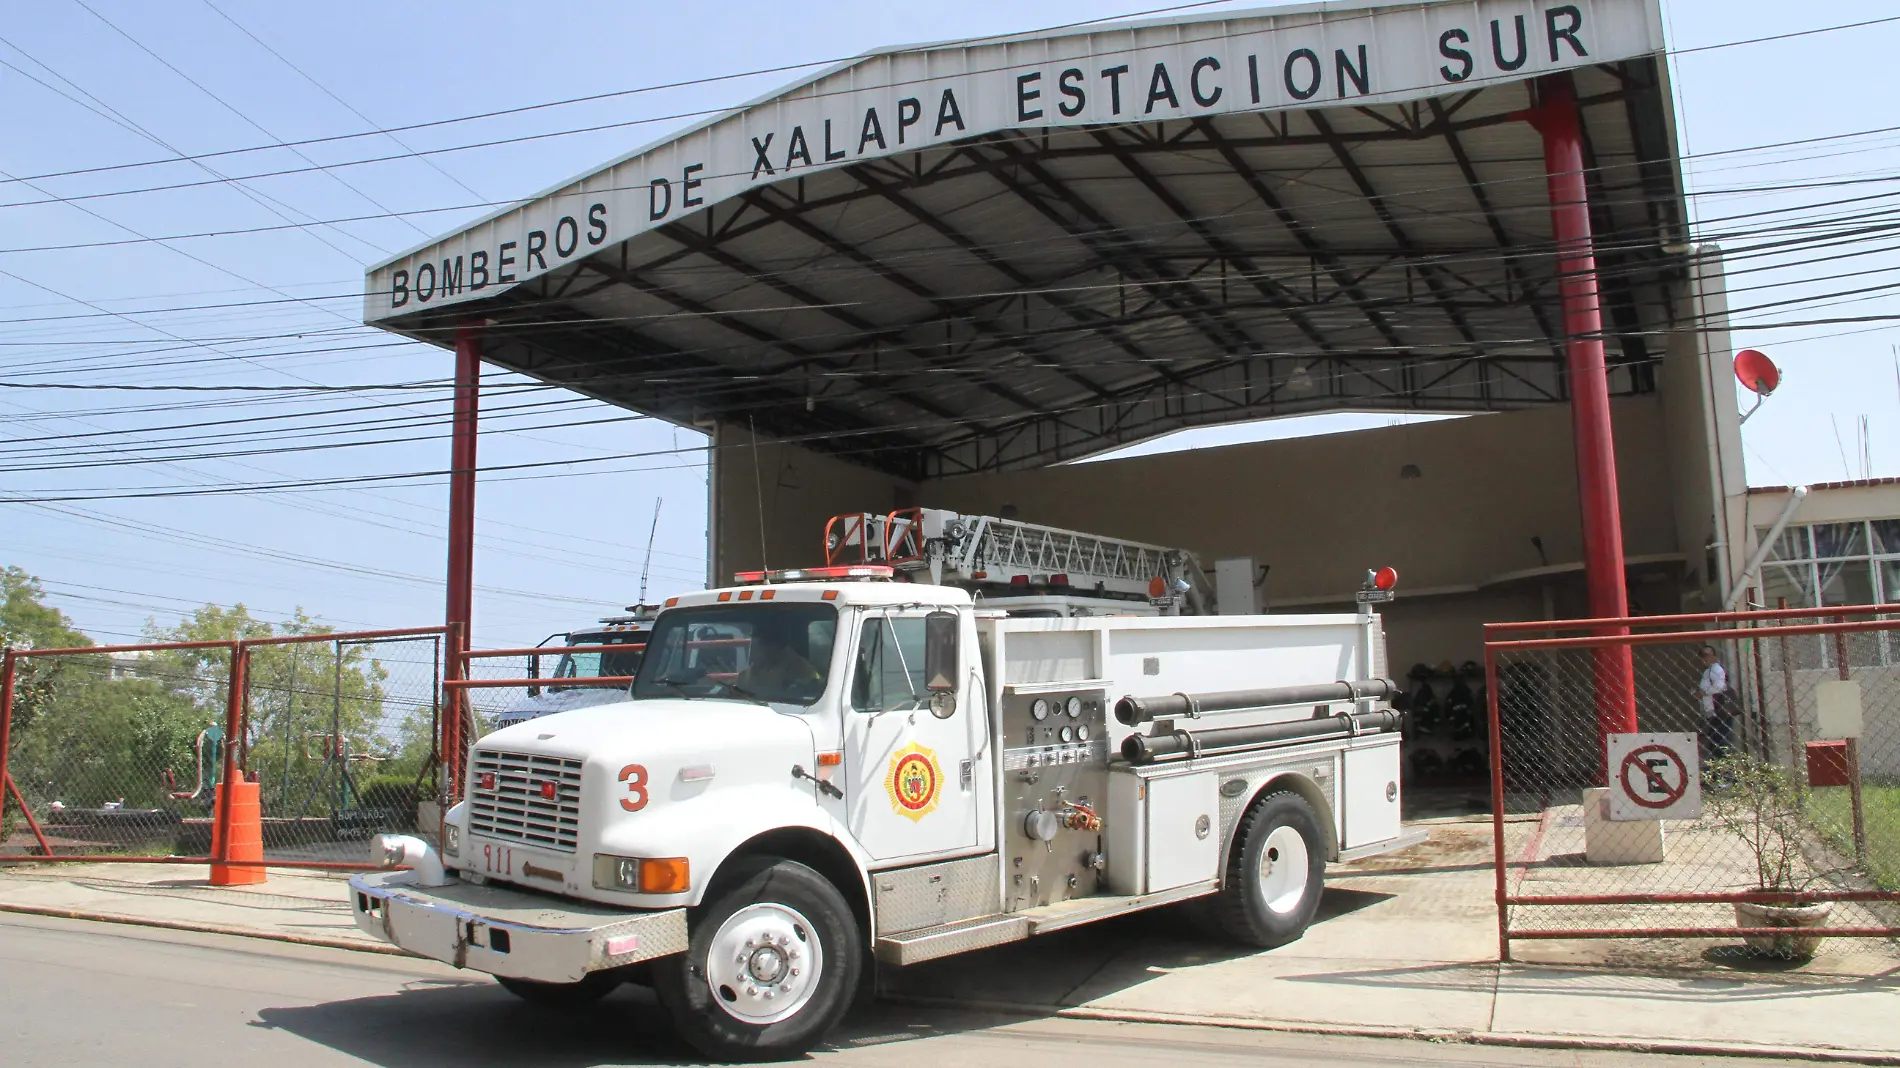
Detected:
left=1735, top=349, right=1780, bottom=395
left=1734, top=349, right=1780, bottom=424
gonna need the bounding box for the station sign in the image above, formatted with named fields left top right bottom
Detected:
left=364, top=0, right=1666, bottom=322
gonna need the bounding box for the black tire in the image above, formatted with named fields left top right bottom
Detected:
left=654, top=857, right=862, bottom=1062
left=495, top=970, right=622, bottom=1006
left=1211, top=790, right=1328, bottom=948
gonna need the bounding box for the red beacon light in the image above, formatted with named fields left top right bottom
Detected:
left=1358, top=566, right=1399, bottom=606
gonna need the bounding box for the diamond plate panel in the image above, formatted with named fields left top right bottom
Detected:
left=872, top=853, right=1001, bottom=936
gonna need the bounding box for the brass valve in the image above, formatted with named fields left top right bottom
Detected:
left=1059, top=802, right=1102, bottom=832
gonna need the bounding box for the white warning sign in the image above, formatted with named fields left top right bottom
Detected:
left=1606, top=732, right=1701, bottom=822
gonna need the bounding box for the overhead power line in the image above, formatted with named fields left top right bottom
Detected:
left=0, top=0, right=1262, bottom=191
left=1, top=5, right=1894, bottom=210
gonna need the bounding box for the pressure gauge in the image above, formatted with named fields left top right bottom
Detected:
left=1066, top=696, right=1083, bottom=718
left=1076, top=723, right=1091, bottom=742
left=1031, top=698, right=1049, bottom=721
left=1059, top=725, right=1074, bottom=743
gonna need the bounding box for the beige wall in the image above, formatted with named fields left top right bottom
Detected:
left=1688, top=248, right=1752, bottom=605
left=921, top=397, right=1677, bottom=606
left=1661, top=321, right=1720, bottom=608
left=711, top=398, right=1685, bottom=673
left=708, top=422, right=916, bottom=581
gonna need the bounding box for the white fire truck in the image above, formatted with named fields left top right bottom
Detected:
left=353, top=510, right=1415, bottom=1060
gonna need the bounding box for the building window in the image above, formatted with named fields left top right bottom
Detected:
left=1759, top=519, right=1899, bottom=668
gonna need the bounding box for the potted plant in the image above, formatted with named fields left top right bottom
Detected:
left=1703, top=754, right=1833, bottom=958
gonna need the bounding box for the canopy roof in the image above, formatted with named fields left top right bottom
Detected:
left=365, top=0, right=1687, bottom=480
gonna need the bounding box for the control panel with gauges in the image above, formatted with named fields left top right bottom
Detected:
left=1001, top=686, right=1110, bottom=910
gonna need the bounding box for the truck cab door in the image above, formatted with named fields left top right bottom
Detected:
left=842, top=610, right=989, bottom=863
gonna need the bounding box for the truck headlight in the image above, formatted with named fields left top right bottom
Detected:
left=443, top=823, right=460, bottom=858
left=593, top=854, right=690, bottom=894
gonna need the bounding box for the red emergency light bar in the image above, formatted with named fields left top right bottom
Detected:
left=733, top=565, right=895, bottom=584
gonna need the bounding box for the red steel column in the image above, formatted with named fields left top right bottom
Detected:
left=1529, top=74, right=1638, bottom=767
left=443, top=326, right=481, bottom=796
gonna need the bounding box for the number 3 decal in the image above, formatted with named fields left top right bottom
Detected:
left=618, top=764, right=648, bottom=811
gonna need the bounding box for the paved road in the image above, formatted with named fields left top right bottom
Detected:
left=0, top=913, right=1755, bottom=1067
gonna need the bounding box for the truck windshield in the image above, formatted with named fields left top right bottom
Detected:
left=549, top=630, right=646, bottom=691
left=632, top=603, right=837, bottom=706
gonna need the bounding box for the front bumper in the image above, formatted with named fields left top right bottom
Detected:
left=349, top=870, right=688, bottom=983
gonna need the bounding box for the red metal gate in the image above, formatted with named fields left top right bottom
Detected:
left=1487, top=606, right=1900, bottom=958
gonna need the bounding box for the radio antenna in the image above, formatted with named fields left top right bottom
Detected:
left=638, top=498, right=663, bottom=605
left=749, top=416, right=769, bottom=573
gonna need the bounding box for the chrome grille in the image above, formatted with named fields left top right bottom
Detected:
left=468, top=749, right=583, bottom=852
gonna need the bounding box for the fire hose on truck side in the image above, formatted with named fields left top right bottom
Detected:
left=1115, top=679, right=1404, bottom=764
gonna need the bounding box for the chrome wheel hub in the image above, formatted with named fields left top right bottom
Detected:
left=746, top=944, right=789, bottom=985
left=704, top=903, right=823, bottom=1024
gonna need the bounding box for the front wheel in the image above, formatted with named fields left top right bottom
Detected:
left=654, top=857, right=861, bottom=1062
left=1210, top=790, right=1328, bottom=947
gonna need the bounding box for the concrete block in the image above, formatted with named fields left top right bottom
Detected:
left=1581, top=787, right=1665, bottom=864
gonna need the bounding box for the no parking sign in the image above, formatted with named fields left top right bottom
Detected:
left=1606, top=733, right=1702, bottom=821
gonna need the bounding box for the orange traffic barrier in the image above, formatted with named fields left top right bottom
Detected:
left=210, top=779, right=266, bottom=886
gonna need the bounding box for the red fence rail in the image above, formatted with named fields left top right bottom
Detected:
left=448, top=643, right=644, bottom=690
left=1486, top=606, right=1900, bottom=960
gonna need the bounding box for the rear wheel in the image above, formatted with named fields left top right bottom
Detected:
left=654, top=857, right=861, bottom=1062
left=495, top=971, right=622, bottom=1006
left=1211, top=790, right=1327, bottom=947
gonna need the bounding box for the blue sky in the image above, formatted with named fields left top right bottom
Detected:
left=1, top=0, right=1894, bottom=647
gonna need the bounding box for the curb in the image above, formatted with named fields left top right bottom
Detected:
left=881, top=995, right=1900, bottom=1065
left=0, top=901, right=408, bottom=957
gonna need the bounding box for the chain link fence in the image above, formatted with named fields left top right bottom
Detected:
left=1, top=642, right=232, bottom=860
left=236, top=632, right=444, bottom=864
left=1488, top=608, right=1900, bottom=959
left=1, top=627, right=446, bottom=869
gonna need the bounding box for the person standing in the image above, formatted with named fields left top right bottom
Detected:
left=1695, top=644, right=1733, bottom=760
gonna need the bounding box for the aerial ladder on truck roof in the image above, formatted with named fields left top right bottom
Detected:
left=823, top=507, right=1213, bottom=613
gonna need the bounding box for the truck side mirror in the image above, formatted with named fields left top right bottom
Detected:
left=924, top=611, right=958, bottom=698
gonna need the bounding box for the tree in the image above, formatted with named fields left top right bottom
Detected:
left=3, top=570, right=201, bottom=818
left=1, top=567, right=92, bottom=740
left=143, top=606, right=392, bottom=817
left=3, top=586, right=405, bottom=823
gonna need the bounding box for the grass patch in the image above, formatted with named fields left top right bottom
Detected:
left=1809, top=784, right=1900, bottom=891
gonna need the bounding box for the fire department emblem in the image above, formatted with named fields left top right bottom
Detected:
left=885, top=744, right=942, bottom=821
